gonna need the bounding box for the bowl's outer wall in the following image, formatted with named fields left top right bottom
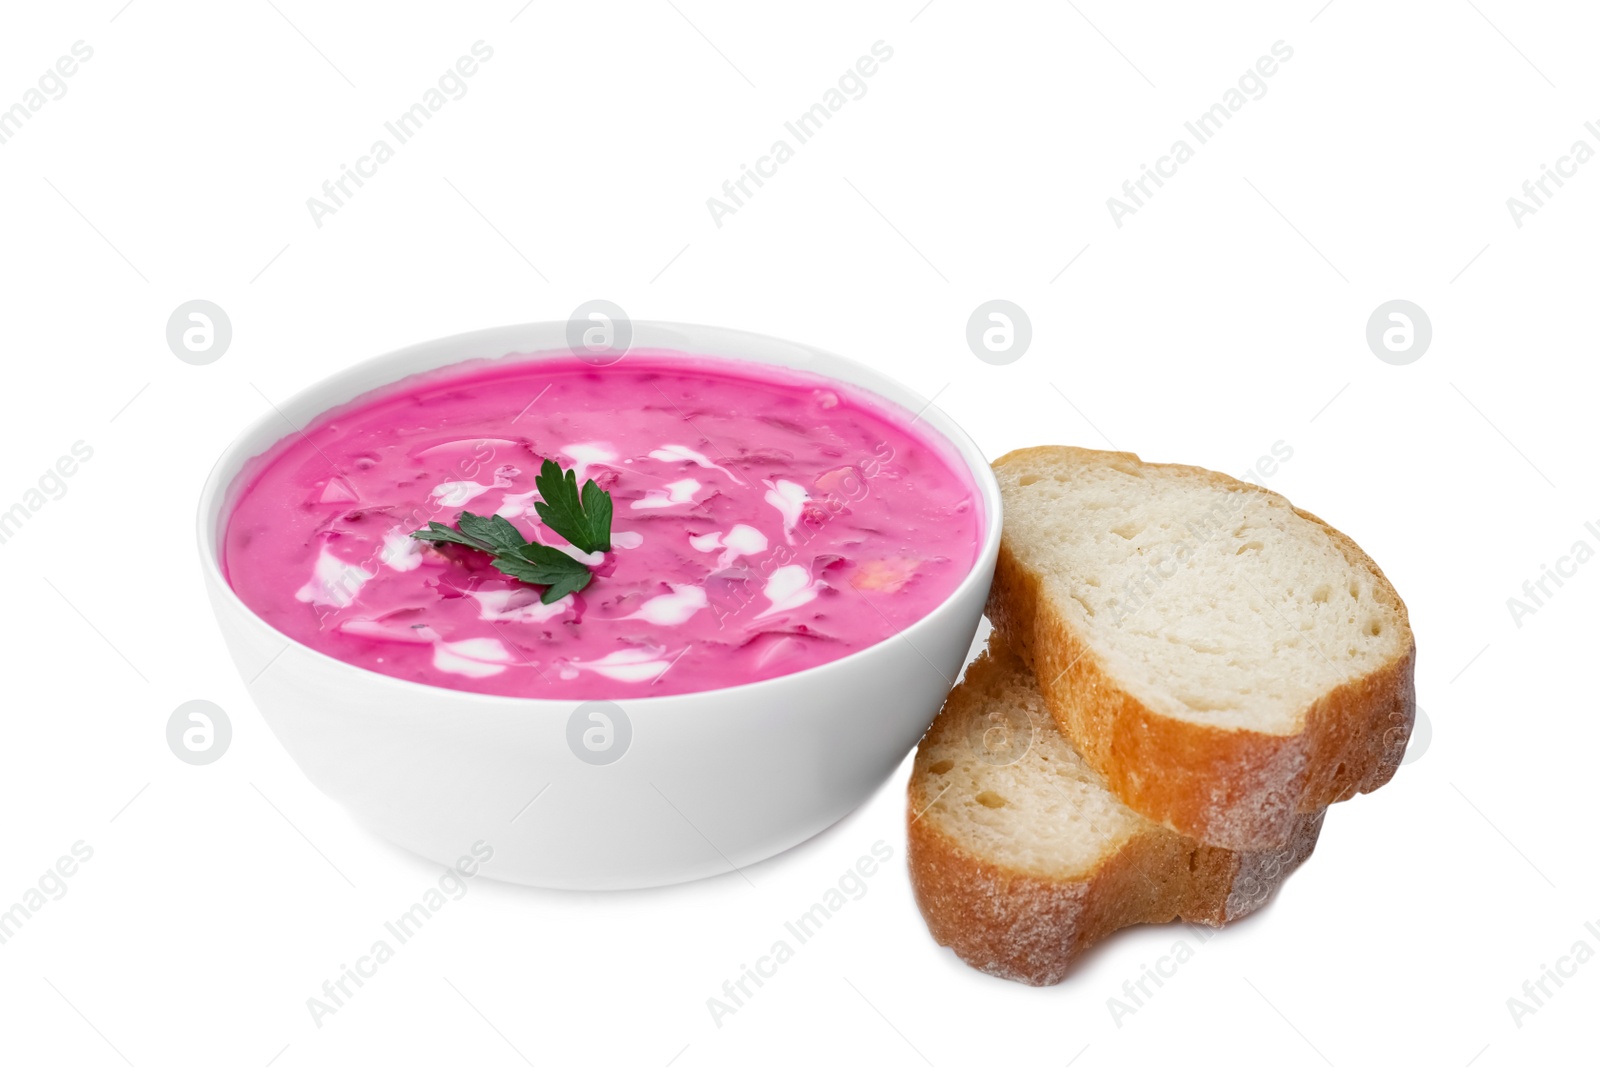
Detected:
left=199, top=322, right=1001, bottom=889
left=205, top=558, right=991, bottom=889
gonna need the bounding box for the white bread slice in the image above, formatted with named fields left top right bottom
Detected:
left=907, top=635, right=1323, bottom=986
left=988, top=445, right=1415, bottom=850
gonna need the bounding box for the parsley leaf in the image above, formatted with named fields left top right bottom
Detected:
left=534, top=458, right=613, bottom=553
left=457, top=512, right=531, bottom=556
left=409, top=460, right=616, bottom=605
left=490, top=543, right=594, bottom=603
left=412, top=519, right=498, bottom=553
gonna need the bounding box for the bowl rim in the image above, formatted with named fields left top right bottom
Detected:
left=195, top=319, right=1002, bottom=707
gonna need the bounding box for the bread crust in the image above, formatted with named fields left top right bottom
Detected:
left=987, top=445, right=1416, bottom=850
left=905, top=641, right=1326, bottom=985
left=906, top=809, right=1324, bottom=985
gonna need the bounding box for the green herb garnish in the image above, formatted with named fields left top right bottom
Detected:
left=411, top=460, right=613, bottom=604
left=534, top=457, right=612, bottom=553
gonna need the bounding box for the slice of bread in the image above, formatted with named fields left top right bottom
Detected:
left=908, top=635, right=1323, bottom=986
left=987, top=445, right=1415, bottom=850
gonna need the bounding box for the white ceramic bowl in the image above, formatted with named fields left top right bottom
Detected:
left=197, top=322, right=1000, bottom=889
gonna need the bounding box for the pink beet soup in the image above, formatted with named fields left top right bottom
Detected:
left=221, top=353, right=983, bottom=698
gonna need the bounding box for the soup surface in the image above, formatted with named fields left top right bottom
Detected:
left=222, top=353, right=983, bottom=698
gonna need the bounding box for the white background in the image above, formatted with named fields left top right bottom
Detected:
left=1, top=1, right=1595, bottom=1064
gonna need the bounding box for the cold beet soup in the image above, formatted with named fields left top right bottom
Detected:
left=222, top=353, right=983, bottom=698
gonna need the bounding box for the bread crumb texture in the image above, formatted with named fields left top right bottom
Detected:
left=907, top=636, right=1324, bottom=985
left=995, top=445, right=1410, bottom=734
